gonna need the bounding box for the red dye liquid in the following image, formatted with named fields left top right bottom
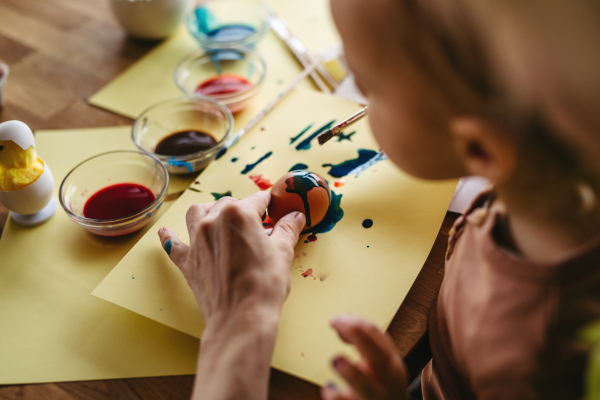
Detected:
left=83, top=183, right=155, bottom=220
left=196, top=74, right=252, bottom=96
left=301, top=268, right=314, bottom=278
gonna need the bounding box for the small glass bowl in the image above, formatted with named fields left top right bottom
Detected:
left=185, top=0, right=272, bottom=49
left=175, top=48, right=267, bottom=113
left=132, top=97, right=233, bottom=175
left=59, top=151, right=168, bottom=237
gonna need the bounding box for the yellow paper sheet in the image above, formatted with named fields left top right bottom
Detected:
left=88, top=0, right=339, bottom=127
left=92, top=90, right=458, bottom=386
left=0, top=127, right=199, bottom=385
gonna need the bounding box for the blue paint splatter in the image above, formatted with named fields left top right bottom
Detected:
left=322, top=149, right=386, bottom=178
left=164, top=239, right=172, bottom=256
left=336, top=131, right=356, bottom=142
left=290, top=124, right=314, bottom=144
left=231, top=157, right=238, bottom=163
left=362, top=219, right=373, bottom=228
left=289, top=163, right=308, bottom=172
left=216, top=147, right=227, bottom=160
left=251, top=146, right=256, bottom=150
left=167, top=159, right=193, bottom=173
left=241, top=151, right=272, bottom=174
left=132, top=275, right=135, bottom=279
left=303, top=191, right=344, bottom=243
left=211, top=190, right=232, bottom=200
left=295, top=120, right=336, bottom=151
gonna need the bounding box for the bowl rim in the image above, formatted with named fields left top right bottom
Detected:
left=185, top=0, right=273, bottom=47
left=59, top=150, right=169, bottom=226
left=0, top=61, right=8, bottom=86
left=174, top=47, right=267, bottom=103
left=131, top=96, right=234, bottom=163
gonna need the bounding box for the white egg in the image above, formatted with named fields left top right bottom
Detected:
left=0, top=120, right=36, bottom=150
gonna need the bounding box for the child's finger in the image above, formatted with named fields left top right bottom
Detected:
left=158, top=227, right=189, bottom=270
left=331, top=314, right=396, bottom=378
left=332, top=356, right=378, bottom=400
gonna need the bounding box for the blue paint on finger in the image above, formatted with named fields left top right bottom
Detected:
left=164, top=239, right=173, bottom=256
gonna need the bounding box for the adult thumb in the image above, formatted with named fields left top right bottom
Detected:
left=158, top=227, right=189, bottom=270
left=271, top=212, right=306, bottom=249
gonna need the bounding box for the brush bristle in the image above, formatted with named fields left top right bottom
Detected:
left=317, top=129, right=334, bottom=145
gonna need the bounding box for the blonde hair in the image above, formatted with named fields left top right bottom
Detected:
left=393, top=0, right=600, bottom=226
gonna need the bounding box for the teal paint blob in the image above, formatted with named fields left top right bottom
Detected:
left=295, top=120, right=336, bottom=151
left=289, top=124, right=314, bottom=144
left=164, top=239, right=172, bottom=256
left=322, top=149, right=381, bottom=178
left=289, top=163, right=308, bottom=172
left=241, top=151, right=272, bottom=174
left=211, top=190, right=232, bottom=200
left=302, top=191, right=344, bottom=242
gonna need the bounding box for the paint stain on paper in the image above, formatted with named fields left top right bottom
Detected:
left=295, top=120, right=336, bottom=151
left=211, top=191, right=232, bottom=200
left=336, top=131, right=356, bottom=142
left=290, top=124, right=314, bottom=144
left=334, top=178, right=346, bottom=187
left=362, top=219, right=373, bottom=228
left=322, top=149, right=386, bottom=178
left=289, top=163, right=309, bottom=172
left=231, top=157, right=238, bottom=163
left=249, top=175, right=273, bottom=190
left=241, top=151, right=272, bottom=174
left=301, top=269, right=314, bottom=278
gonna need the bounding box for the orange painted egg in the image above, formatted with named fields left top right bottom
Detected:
left=268, top=170, right=331, bottom=231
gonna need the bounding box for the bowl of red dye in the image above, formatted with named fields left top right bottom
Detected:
left=174, top=48, right=267, bottom=113
left=59, top=151, right=168, bottom=237
left=132, top=97, right=234, bottom=174
left=185, top=0, right=272, bottom=49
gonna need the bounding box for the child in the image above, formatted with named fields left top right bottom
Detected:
left=321, top=0, right=600, bottom=399
left=158, top=0, right=600, bottom=398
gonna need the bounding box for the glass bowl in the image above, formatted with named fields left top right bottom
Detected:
left=59, top=151, right=168, bottom=237
left=185, top=0, right=272, bottom=49
left=132, top=97, right=233, bottom=174
left=175, top=48, right=267, bottom=113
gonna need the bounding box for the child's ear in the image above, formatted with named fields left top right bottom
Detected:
left=450, top=117, right=518, bottom=184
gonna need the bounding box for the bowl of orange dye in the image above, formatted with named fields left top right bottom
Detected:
left=59, top=151, right=168, bottom=237
left=174, top=48, right=267, bottom=113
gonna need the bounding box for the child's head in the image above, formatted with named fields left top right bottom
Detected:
left=331, top=0, right=600, bottom=227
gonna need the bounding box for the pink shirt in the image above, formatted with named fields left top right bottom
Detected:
left=422, top=192, right=600, bottom=399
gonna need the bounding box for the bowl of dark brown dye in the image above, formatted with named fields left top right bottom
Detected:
left=132, top=97, right=234, bottom=174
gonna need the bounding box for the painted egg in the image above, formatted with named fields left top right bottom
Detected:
left=268, top=170, right=331, bottom=231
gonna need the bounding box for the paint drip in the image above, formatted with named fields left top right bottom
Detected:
left=302, top=191, right=344, bottom=243
left=241, top=151, right=272, bottom=174
left=284, top=171, right=330, bottom=228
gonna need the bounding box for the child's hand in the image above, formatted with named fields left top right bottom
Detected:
left=322, top=314, right=409, bottom=400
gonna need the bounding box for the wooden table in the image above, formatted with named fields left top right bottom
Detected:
left=0, top=1, right=458, bottom=398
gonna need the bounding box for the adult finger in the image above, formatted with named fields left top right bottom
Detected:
left=204, top=196, right=239, bottom=219
left=320, top=383, right=357, bottom=400
left=332, top=356, right=377, bottom=400
left=331, top=314, right=396, bottom=379
left=185, top=202, right=215, bottom=235
left=239, top=191, right=271, bottom=218
left=270, top=211, right=306, bottom=250
left=158, top=227, right=190, bottom=270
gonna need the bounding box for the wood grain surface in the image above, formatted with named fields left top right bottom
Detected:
left=0, top=1, right=458, bottom=398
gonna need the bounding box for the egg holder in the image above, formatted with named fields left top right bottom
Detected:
left=0, top=121, right=57, bottom=228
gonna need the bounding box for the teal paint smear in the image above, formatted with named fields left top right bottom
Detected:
left=295, top=120, right=336, bottom=151
left=241, top=151, right=272, bottom=174
left=289, top=163, right=308, bottom=172
left=164, top=239, right=172, bottom=256
left=336, top=131, right=356, bottom=142
left=303, top=191, right=344, bottom=243
left=211, top=191, right=232, bottom=200
left=290, top=124, right=314, bottom=145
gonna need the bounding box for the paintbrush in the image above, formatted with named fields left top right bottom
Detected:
left=222, top=59, right=321, bottom=152
left=317, top=106, right=368, bottom=145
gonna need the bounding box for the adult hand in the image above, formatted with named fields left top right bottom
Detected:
left=322, top=314, right=409, bottom=400
left=157, top=191, right=305, bottom=335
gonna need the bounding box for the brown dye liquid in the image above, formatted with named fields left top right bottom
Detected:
left=155, top=130, right=217, bottom=156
